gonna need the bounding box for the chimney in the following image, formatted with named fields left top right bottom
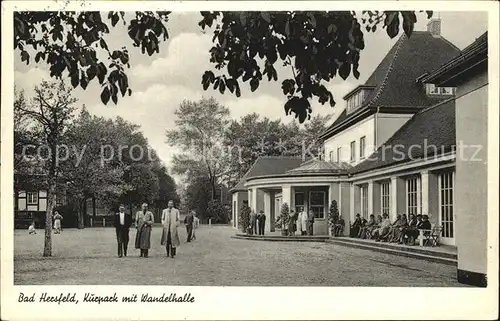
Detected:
left=427, top=19, right=441, bottom=37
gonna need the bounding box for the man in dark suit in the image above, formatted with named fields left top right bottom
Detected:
left=184, top=210, right=194, bottom=242
left=114, top=204, right=132, bottom=257
left=258, top=210, right=266, bottom=235
left=249, top=210, right=257, bottom=235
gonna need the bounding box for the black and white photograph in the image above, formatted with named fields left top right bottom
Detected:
left=1, top=1, right=499, bottom=320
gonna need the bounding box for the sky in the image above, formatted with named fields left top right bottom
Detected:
left=14, top=11, right=488, bottom=182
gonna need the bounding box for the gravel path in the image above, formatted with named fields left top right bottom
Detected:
left=14, top=225, right=465, bottom=286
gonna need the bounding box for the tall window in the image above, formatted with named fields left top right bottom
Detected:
left=27, top=192, right=38, bottom=205
left=337, top=147, right=342, bottom=162
left=309, top=191, right=325, bottom=219
left=295, top=192, right=305, bottom=214
left=439, top=172, right=454, bottom=238
left=350, top=141, right=356, bottom=162
left=360, top=185, right=368, bottom=219
left=233, top=201, right=236, bottom=221
left=381, top=182, right=391, bottom=215
left=329, top=151, right=334, bottom=162
left=406, top=177, right=421, bottom=215
left=360, top=136, right=366, bottom=159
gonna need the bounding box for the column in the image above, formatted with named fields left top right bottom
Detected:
left=391, top=177, right=406, bottom=221
left=270, top=192, right=276, bottom=232
left=281, top=184, right=292, bottom=213
left=421, top=171, right=429, bottom=216
left=422, top=171, right=439, bottom=226
left=328, top=183, right=339, bottom=236
left=367, top=180, right=374, bottom=215
left=264, top=191, right=272, bottom=233
left=340, top=182, right=350, bottom=236
left=349, top=183, right=355, bottom=222
left=372, top=182, right=381, bottom=215
left=390, top=177, right=398, bottom=220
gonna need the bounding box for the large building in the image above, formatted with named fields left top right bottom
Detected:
left=231, top=21, right=489, bottom=287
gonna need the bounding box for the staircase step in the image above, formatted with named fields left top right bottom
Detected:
left=232, top=234, right=328, bottom=242
left=328, top=239, right=457, bottom=266
left=329, top=237, right=457, bottom=260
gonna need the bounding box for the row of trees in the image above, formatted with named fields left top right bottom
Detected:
left=166, top=97, right=332, bottom=222
left=14, top=80, right=179, bottom=256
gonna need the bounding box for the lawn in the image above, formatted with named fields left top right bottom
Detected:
left=14, top=225, right=465, bottom=286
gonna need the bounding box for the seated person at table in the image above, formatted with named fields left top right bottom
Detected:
left=390, top=214, right=408, bottom=243
left=356, top=217, right=368, bottom=238
left=334, top=215, right=345, bottom=236
left=350, top=214, right=363, bottom=237
left=373, top=213, right=392, bottom=241
left=358, top=214, right=377, bottom=239
left=404, top=214, right=422, bottom=245
left=384, top=214, right=401, bottom=242
left=400, top=214, right=417, bottom=244
left=420, top=215, right=432, bottom=237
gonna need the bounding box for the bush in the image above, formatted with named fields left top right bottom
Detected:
left=328, top=200, right=339, bottom=228
left=239, top=204, right=251, bottom=233
left=206, top=200, right=230, bottom=224
left=280, top=203, right=290, bottom=235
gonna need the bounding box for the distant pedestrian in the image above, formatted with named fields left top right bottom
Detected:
left=298, top=208, right=307, bottom=236
left=53, top=211, right=63, bottom=234
left=258, top=210, right=266, bottom=235
left=28, top=221, right=36, bottom=235
left=184, top=210, right=195, bottom=242
left=307, top=209, right=315, bottom=236
left=192, top=213, right=199, bottom=240
left=114, top=204, right=132, bottom=257
left=135, top=203, right=154, bottom=258
left=249, top=210, right=257, bottom=235
left=288, top=210, right=297, bottom=236
left=161, top=200, right=181, bottom=258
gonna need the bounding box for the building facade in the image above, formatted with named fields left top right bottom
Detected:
left=230, top=22, right=489, bottom=286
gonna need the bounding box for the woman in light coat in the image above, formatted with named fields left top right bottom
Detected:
left=135, top=203, right=154, bottom=257
left=160, top=200, right=181, bottom=258
left=298, top=208, right=308, bottom=236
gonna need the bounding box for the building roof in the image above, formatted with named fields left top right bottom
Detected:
left=421, top=31, right=487, bottom=87
left=349, top=98, right=456, bottom=174
left=286, top=159, right=351, bottom=175
left=230, top=156, right=304, bottom=192
left=320, top=31, right=460, bottom=140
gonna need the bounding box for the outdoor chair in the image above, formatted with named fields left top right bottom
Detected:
left=423, top=225, right=443, bottom=247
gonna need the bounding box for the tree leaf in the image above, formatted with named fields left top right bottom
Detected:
left=100, top=86, right=111, bottom=104
left=339, top=63, right=351, bottom=80
left=71, top=72, right=79, bottom=88
left=250, top=78, right=259, bottom=92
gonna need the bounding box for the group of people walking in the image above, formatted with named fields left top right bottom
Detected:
left=114, top=200, right=199, bottom=258
left=350, top=212, right=431, bottom=245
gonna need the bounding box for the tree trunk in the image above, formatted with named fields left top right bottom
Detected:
left=210, top=176, right=217, bottom=200
left=77, top=199, right=85, bottom=229
left=43, top=179, right=55, bottom=257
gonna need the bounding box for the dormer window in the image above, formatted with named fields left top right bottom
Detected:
left=426, top=83, right=456, bottom=96
left=344, top=86, right=374, bottom=114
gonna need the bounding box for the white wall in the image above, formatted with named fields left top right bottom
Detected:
left=455, top=70, right=488, bottom=279
left=324, top=115, right=375, bottom=165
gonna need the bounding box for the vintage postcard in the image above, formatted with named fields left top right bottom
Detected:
left=1, top=1, right=499, bottom=320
